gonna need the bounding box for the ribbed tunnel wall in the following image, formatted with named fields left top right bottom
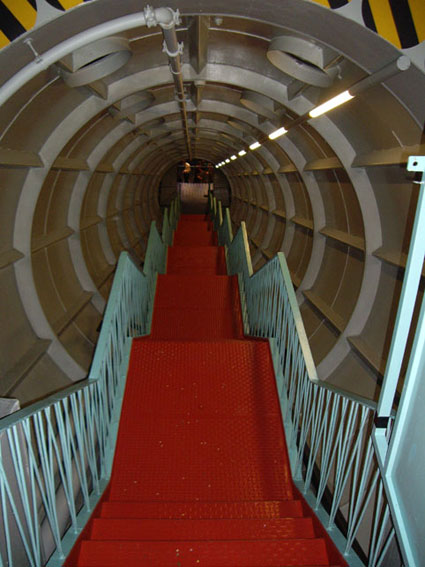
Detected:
left=0, top=0, right=424, bottom=406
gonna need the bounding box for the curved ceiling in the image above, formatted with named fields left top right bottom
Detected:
left=0, top=0, right=424, bottom=406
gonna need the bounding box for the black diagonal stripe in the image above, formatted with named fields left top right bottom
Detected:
left=361, top=0, right=377, bottom=33
left=46, top=0, right=65, bottom=10
left=329, top=0, right=349, bottom=8
left=0, top=2, right=26, bottom=40
left=27, top=0, right=37, bottom=8
left=389, top=0, right=419, bottom=48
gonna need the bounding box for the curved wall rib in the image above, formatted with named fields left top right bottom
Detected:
left=0, top=0, right=424, bottom=405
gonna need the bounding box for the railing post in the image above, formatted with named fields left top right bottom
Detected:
left=225, top=208, right=233, bottom=244
left=217, top=201, right=223, bottom=232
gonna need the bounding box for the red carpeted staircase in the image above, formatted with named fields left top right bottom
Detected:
left=65, top=214, right=347, bottom=567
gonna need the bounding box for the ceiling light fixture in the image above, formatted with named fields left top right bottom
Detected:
left=225, top=158, right=230, bottom=163
left=231, top=155, right=237, bottom=160
left=238, top=150, right=247, bottom=156
left=308, top=56, right=410, bottom=119
left=269, top=126, right=288, bottom=140
left=308, top=90, right=354, bottom=118
left=249, top=141, right=261, bottom=150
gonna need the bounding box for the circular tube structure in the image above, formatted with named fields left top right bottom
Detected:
left=0, top=0, right=424, bottom=407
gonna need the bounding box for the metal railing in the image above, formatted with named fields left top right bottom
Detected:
left=210, top=193, right=396, bottom=567
left=0, top=201, right=179, bottom=567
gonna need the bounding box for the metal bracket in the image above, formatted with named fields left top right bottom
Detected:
left=159, top=8, right=181, bottom=29
left=24, top=38, right=42, bottom=64
left=169, top=65, right=181, bottom=76
left=175, top=92, right=190, bottom=103
left=143, top=5, right=157, bottom=28
left=162, top=40, right=184, bottom=58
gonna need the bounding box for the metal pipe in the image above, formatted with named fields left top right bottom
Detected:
left=226, top=55, right=412, bottom=159
left=349, top=55, right=410, bottom=96
left=0, top=6, right=177, bottom=107
left=159, top=16, right=193, bottom=160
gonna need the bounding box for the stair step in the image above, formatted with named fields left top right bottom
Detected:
left=100, top=500, right=305, bottom=519
left=150, top=307, right=243, bottom=339
left=77, top=538, right=330, bottom=566
left=167, top=246, right=226, bottom=274
left=124, top=340, right=280, bottom=417
left=179, top=215, right=209, bottom=222
left=173, top=223, right=214, bottom=246
left=152, top=310, right=237, bottom=330
left=110, top=341, right=289, bottom=501
left=90, top=517, right=316, bottom=541
left=155, top=274, right=239, bottom=310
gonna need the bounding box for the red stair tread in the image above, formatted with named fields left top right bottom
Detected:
left=179, top=215, right=209, bottom=221
left=109, top=337, right=292, bottom=501
left=173, top=227, right=214, bottom=246
left=99, top=500, right=305, bottom=519
left=90, top=517, right=316, bottom=541
left=77, top=539, right=330, bottom=566
left=108, top=417, right=293, bottom=501
left=150, top=307, right=242, bottom=339
left=155, top=274, right=239, bottom=310
left=167, top=246, right=226, bottom=274
left=119, top=341, right=281, bottom=417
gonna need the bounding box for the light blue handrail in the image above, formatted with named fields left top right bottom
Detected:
left=0, top=201, right=179, bottom=567
left=210, top=193, right=396, bottom=567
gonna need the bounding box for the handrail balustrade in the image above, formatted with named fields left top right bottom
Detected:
left=210, top=192, right=397, bottom=567
left=0, top=200, right=180, bottom=567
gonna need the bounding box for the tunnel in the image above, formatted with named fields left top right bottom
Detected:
left=0, top=0, right=424, bottom=410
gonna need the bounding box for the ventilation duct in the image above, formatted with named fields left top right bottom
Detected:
left=267, top=35, right=338, bottom=87
left=59, top=36, right=132, bottom=87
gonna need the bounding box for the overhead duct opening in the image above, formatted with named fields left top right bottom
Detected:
left=59, top=36, right=133, bottom=87
left=266, top=35, right=339, bottom=88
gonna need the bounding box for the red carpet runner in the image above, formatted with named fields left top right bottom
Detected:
left=66, top=215, right=346, bottom=566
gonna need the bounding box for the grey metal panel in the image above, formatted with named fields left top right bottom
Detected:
left=384, top=294, right=425, bottom=566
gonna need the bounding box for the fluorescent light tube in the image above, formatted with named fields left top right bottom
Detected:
left=238, top=150, right=247, bottom=156
left=231, top=155, right=237, bottom=160
left=249, top=141, right=261, bottom=150
left=269, top=126, right=288, bottom=140
left=225, top=158, right=230, bottom=163
left=309, top=90, right=354, bottom=118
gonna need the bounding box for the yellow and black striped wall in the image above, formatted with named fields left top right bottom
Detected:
left=0, top=0, right=91, bottom=48
left=0, top=0, right=424, bottom=51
